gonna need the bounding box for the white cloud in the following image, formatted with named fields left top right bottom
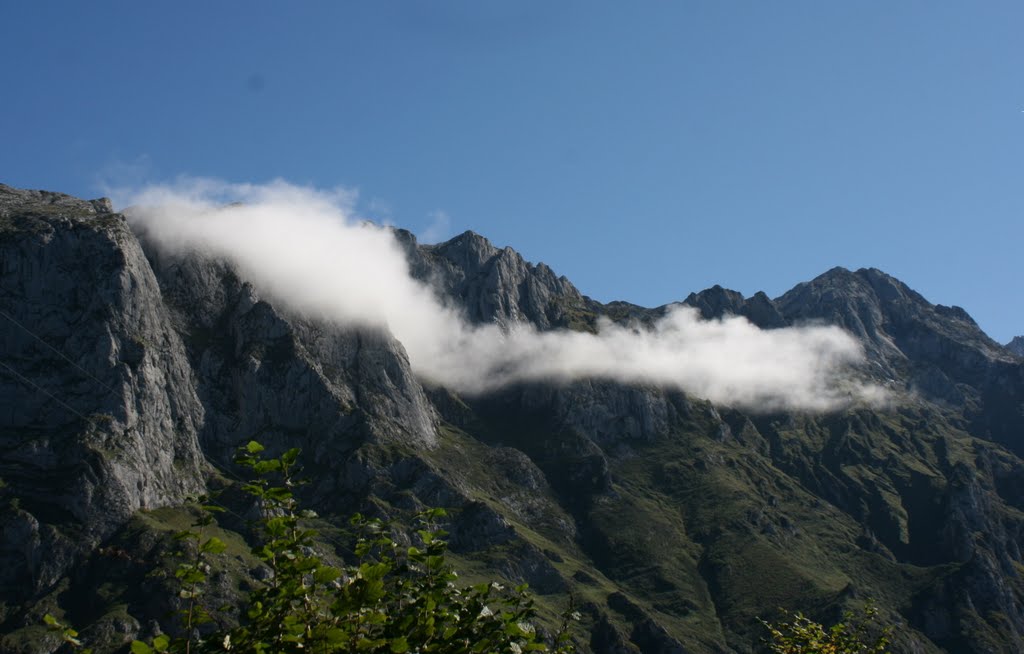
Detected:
left=118, top=178, right=884, bottom=412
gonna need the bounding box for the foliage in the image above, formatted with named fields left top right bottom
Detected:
left=48, top=441, right=575, bottom=654
left=43, top=613, right=92, bottom=654
left=760, top=602, right=891, bottom=654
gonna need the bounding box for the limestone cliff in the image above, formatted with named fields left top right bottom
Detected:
left=0, top=185, right=206, bottom=610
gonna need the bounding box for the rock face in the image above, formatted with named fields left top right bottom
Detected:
left=140, top=243, right=439, bottom=505
left=776, top=267, right=1015, bottom=391
left=0, top=185, right=206, bottom=609
left=3, top=186, right=1024, bottom=654
left=397, top=229, right=600, bottom=331
left=683, top=285, right=786, bottom=329
left=1007, top=336, right=1024, bottom=358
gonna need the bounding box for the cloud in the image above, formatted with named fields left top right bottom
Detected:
left=94, top=154, right=155, bottom=194
left=117, top=178, right=884, bottom=412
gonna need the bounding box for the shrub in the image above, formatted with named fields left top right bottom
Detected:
left=760, top=602, right=891, bottom=654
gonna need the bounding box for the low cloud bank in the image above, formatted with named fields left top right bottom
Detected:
left=120, top=179, right=883, bottom=411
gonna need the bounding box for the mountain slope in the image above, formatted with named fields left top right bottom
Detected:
left=1, top=186, right=1024, bottom=653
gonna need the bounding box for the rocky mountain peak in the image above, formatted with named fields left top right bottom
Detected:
left=682, top=285, right=787, bottom=329
left=682, top=285, right=745, bottom=319
left=775, top=267, right=888, bottom=339
left=405, top=230, right=590, bottom=330
left=432, top=230, right=501, bottom=271
left=771, top=265, right=1019, bottom=421
left=1007, top=336, right=1024, bottom=358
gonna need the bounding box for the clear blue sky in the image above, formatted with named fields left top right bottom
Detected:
left=3, top=2, right=1022, bottom=342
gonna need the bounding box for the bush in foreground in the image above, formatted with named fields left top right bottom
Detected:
left=761, top=602, right=891, bottom=654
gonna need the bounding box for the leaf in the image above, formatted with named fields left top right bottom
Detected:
left=130, top=641, right=153, bottom=654
left=152, top=634, right=170, bottom=652
left=390, top=636, right=410, bottom=653
left=313, top=566, right=341, bottom=584
left=245, top=441, right=265, bottom=454
left=356, top=637, right=385, bottom=651
left=200, top=536, right=227, bottom=555
left=265, top=486, right=293, bottom=501
left=281, top=448, right=300, bottom=466
left=253, top=459, right=281, bottom=474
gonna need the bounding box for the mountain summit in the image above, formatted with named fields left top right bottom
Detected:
left=2, top=185, right=1024, bottom=653
left=1007, top=336, right=1024, bottom=358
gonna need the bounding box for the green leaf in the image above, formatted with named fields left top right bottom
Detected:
left=313, top=566, right=341, bottom=584
left=281, top=448, right=300, bottom=466
left=390, top=636, right=410, bottom=653
left=253, top=459, right=282, bottom=474
left=152, top=634, right=170, bottom=652
left=130, top=641, right=153, bottom=654
left=265, top=486, right=293, bottom=501
left=200, top=536, right=227, bottom=555
left=245, top=440, right=265, bottom=454
left=356, top=637, right=385, bottom=650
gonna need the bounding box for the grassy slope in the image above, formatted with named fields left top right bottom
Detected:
left=428, top=389, right=1024, bottom=653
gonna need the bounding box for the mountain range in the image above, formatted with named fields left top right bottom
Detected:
left=2, top=183, right=1023, bottom=653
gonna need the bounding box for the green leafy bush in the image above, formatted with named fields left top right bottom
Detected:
left=760, top=602, right=891, bottom=654
left=49, top=441, right=575, bottom=654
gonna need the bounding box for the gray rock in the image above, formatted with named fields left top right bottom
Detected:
left=137, top=232, right=440, bottom=511
left=0, top=185, right=206, bottom=603
left=683, top=285, right=786, bottom=329
left=1006, top=336, right=1024, bottom=358
left=400, top=229, right=594, bottom=330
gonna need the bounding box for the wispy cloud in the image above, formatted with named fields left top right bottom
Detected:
left=420, top=209, right=453, bottom=244
left=94, top=154, right=156, bottom=195
left=118, top=178, right=884, bottom=412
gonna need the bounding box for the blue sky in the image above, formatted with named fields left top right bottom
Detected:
left=3, top=2, right=1022, bottom=342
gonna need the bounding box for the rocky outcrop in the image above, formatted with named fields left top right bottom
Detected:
left=682, top=285, right=786, bottom=329
left=0, top=185, right=206, bottom=608
left=140, top=243, right=438, bottom=474
left=397, top=229, right=598, bottom=330
left=1007, top=336, right=1024, bottom=358
left=776, top=267, right=1013, bottom=386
